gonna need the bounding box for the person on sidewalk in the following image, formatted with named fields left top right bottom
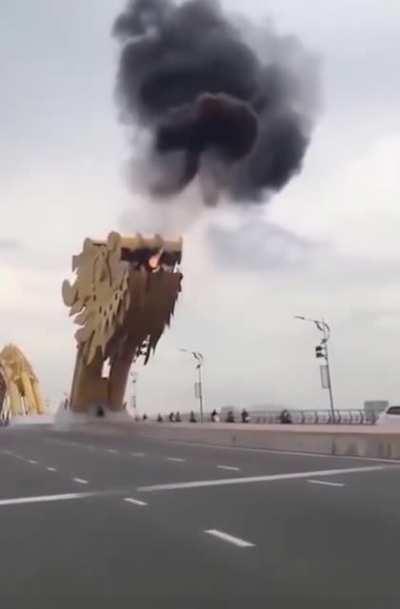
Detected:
left=280, top=409, right=292, bottom=424
left=226, top=410, right=235, bottom=423
left=241, top=408, right=250, bottom=423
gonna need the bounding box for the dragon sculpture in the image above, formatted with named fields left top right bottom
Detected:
left=63, top=232, right=183, bottom=414
left=0, top=363, right=6, bottom=418
left=0, top=344, right=46, bottom=419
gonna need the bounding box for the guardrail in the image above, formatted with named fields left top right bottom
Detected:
left=249, top=409, right=376, bottom=425
left=148, top=409, right=378, bottom=425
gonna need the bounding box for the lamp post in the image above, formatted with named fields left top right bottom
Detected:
left=180, top=349, right=205, bottom=423
left=294, top=316, right=336, bottom=422
left=129, top=369, right=138, bottom=412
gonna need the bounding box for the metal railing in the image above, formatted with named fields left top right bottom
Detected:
left=248, top=409, right=376, bottom=425
left=148, top=409, right=378, bottom=425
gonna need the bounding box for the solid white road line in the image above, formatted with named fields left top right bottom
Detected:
left=205, top=529, right=255, bottom=548
left=46, top=467, right=57, bottom=472
left=73, top=477, right=89, bottom=485
left=45, top=439, right=83, bottom=450
left=124, top=498, right=148, bottom=507
left=131, top=452, right=145, bottom=458
left=0, top=493, right=94, bottom=507
left=12, top=455, right=26, bottom=462
left=138, top=465, right=387, bottom=493
left=166, top=457, right=186, bottom=463
left=217, top=465, right=241, bottom=472
left=308, top=479, right=345, bottom=488
left=28, top=459, right=38, bottom=465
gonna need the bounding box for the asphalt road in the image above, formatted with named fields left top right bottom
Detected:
left=1, top=424, right=400, bottom=608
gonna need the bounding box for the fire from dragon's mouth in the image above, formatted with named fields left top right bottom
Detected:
left=148, top=248, right=164, bottom=271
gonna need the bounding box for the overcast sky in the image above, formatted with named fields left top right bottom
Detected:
left=1, top=0, right=400, bottom=414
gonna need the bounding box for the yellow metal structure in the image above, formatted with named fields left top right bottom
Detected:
left=0, top=344, right=46, bottom=418
left=63, top=232, right=183, bottom=414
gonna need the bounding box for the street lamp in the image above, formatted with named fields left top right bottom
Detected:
left=294, top=316, right=335, bottom=422
left=180, top=349, right=205, bottom=423
left=129, top=369, right=138, bottom=412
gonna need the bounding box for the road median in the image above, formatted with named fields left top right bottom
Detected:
left=132, top=422, right=400, bottom=460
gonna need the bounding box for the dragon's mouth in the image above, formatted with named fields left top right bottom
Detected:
left=92, top=235, right=183, bottom=270
left=121, top=247, right=181, bottom=270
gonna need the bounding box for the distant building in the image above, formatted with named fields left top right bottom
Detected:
left=364, top=400, right=388, bottom=422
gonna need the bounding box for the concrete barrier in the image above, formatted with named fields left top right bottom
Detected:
left=133, top=422, right=400, bottom=460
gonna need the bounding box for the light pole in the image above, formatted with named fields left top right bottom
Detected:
left=129, top=369, right=138, bottom=412
left=294, top=316, right=336, bottom=422
left=180, top=349, right=205, bottom=423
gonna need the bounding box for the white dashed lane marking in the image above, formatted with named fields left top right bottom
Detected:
left=217, top=465, right=241, bottom=472
left=166, top=457, right=186, bottom=463
left=124, top=498, right=148, bottom=507
left=73, top=478, right=89, bottom=485
left=46, top=467, right=57, bottom=472
left=308, top=479, right=345, bottom=488
left=28, top=459, right=38, bottom=465
left=204, top=529, right=255, bottom=548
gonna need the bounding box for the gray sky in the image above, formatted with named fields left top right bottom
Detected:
left=1, top=0, right=400, bottom=414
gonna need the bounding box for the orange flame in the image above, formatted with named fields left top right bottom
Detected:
left=148, top=249, right=164, bottom=271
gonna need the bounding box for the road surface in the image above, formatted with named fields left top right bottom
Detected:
left=1, top=424, right=400, bottom=608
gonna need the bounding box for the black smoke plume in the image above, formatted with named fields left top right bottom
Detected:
left=113, top=0, right=319, bottom=205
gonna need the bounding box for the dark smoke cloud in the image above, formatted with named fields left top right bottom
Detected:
left=113, top=0, right=320, bottom=205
